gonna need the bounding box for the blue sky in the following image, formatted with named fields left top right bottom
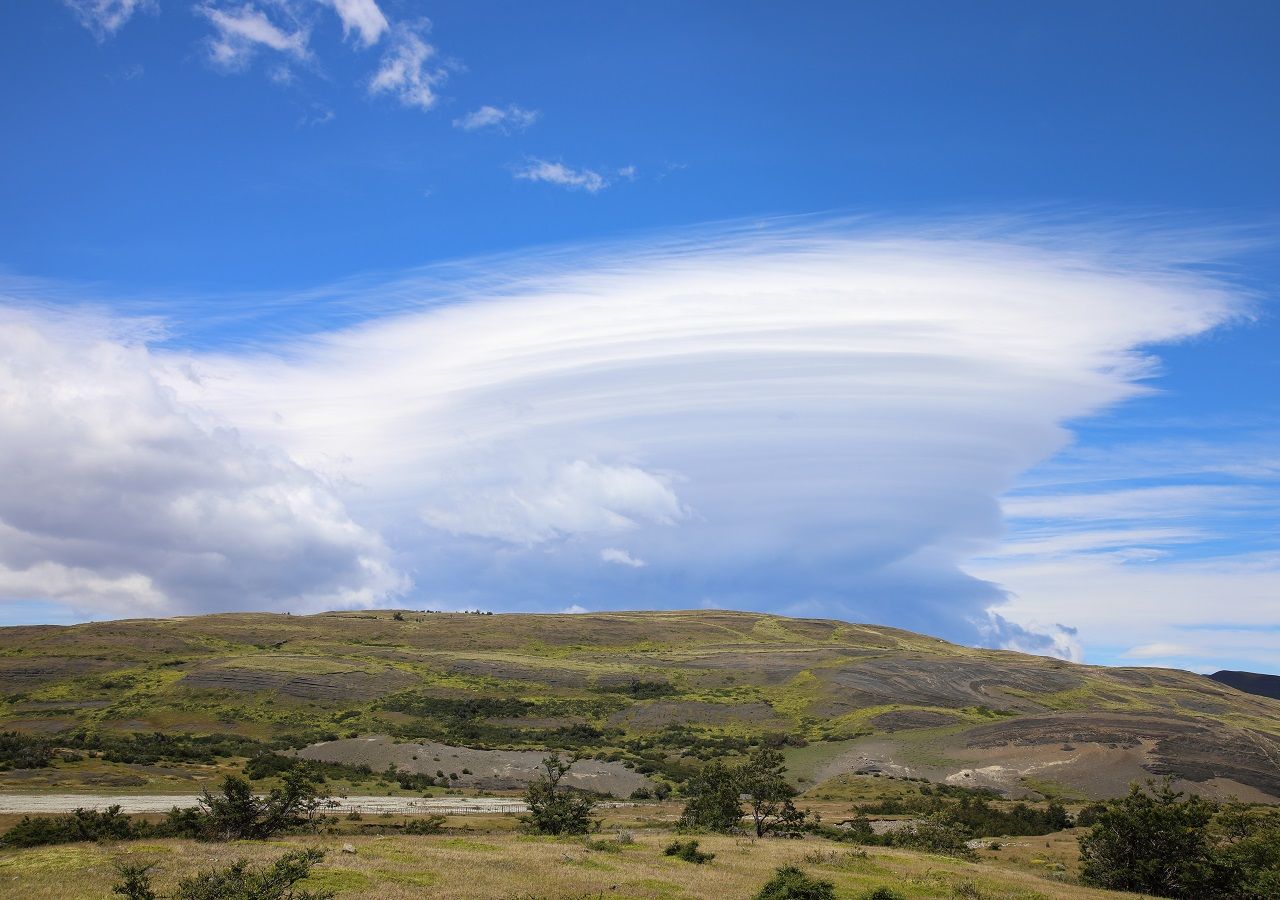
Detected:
left=0, top=1, right=1277, bottom=673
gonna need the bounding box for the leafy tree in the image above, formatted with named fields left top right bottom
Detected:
left=198, top=773, right=324, bottom=841
left=1213, top=804, right=1280, bottom=900
left=679, top=759, right=743, bottom=831
left=198, top=776, right=267, bottom=841
left=1079, top=779, right=1220, bottom=898
left=738, top=748, right=807, bottom=838
left=521, top=755, right=597, bottom=835
left=754, top=865, right=835, bottom=900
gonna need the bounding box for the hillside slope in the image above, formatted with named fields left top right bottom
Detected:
left=1, top=610, right=1277, bottom=801
left=1211, top=669, right=1280, bottom=701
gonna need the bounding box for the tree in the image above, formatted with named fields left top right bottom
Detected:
left=199, top=776, right=267, bottom=841
left=679, top=759, right=743, bottom=832
left=197, top=773, right=324, bottom=841
left=521, top=755, right=597, bottom=835
left=1213, top=804, right=1280, bottom=900
left=738, top=748, right=807, bottom=838
left=1078, top=779, right=1219, bottom=898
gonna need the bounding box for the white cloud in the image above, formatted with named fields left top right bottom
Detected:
left=977, top=425, right=1280, bottom=668
left=980, top=551, right=1280, bottom=671
left=323, top=0, right=388, bottom=47
left=560, top=604, right=590, bottom=614
left=421, top=460, right=685, bottom=546
left=197, top=2, right=310, bottom=70
left=132, top=221, right=1239, bottom=638
left=63, top=0, right=156, bottom=40
left=368, top=21, right=445, bottom=111
left=453, top=105, right=540, bottom=133
left=1123, top=642, right=1202, bottom=659
left=513, top=159, right=608, bottom=193
left=618, top=165, right=637, bottom=180
left=0, top=308, right=404, bottom=617
left=1003, top=485, right=1261, bottom=522
left=601, top=548, right=647, bottom=568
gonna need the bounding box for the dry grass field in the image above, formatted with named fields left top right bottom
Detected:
left=0, top=816, right=1134, bottom=900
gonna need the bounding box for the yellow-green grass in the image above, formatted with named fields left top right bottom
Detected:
left=0, top=827, right=1136, bottom=900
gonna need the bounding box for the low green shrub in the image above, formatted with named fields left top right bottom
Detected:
left=663, top=839, right=714, bottom=863
left=755, top=865, right=836, bottom=900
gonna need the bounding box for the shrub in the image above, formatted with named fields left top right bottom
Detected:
left=663, top=839, right=715, bottom=863
left=402, top=815, right=446, bottom=835
left=864, top=889, right=905, bottom=900
left=0, top=731, right=53, bottom=770
left=754, top=865, right=836, bottom=900
left=112, top=862, right=159, bottom=900
left=1, top=805, right=147, bottom=848
left=112, top=847, right=333, bottom=900
left=521, top=755, right=597, bottom=836
left=1079, top=780, right=1218, bottom=897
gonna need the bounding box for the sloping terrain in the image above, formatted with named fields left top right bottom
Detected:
left=1211, top=669, right=1280, bottom=701
left=0, top=610, right=1277, bottom=801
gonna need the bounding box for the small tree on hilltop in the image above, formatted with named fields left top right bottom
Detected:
left=522, top=754, right=597, bottom=835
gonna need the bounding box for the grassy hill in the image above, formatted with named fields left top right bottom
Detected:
left=1, top=609, right=1278, bottom=801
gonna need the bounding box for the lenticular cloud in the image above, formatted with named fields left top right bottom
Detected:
left=0, top=224, right=1242, bottom=638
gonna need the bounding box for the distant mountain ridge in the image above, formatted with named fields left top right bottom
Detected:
left=1210, top=669, right=1280, bottom=701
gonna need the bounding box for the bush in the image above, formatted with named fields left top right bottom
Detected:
left=663, top=839, right=715, bottom=863
left=112, top=862, right=159, bottom=900
left=1077, top=780, right=1280, bottom=898
left=864, top=889, right=905, bottom=900
left=521, top=755, right=597, bottom=836
left=1079, top=780, right=1219, bottom=897
left=112, top=848, right=333, bottom=900
left=1, top=805, right=140, bottom=847
left=888, top=816, right=975, bottom=858
left=402, top=815, right=446, bottom=835
left=754, top=865, right=836, bottom=900
left=0, top=731, right=53, bottom=770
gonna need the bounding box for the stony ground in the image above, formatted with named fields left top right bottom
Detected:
left=296, top=734, right=651, bottom=794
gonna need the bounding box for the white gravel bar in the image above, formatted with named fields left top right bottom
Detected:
left=0, top=794, right=530, bottom=815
